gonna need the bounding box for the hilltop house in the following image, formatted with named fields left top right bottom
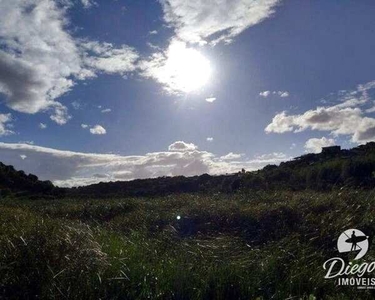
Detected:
left=321, top=146, right=341, bottom=155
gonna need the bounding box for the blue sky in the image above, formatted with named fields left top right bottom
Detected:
left=1, top=0, right=375, bottom=186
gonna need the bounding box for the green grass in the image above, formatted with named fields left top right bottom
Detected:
left=1, top=190, right=375, bottom=299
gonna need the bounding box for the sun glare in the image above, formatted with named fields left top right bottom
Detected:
left=163, top=41, right=212, bottom=93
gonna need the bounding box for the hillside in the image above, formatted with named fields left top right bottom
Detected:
left=0, top=162, right=59, bottom=198
left=2, top=142, right=375, bottom=199
left=70, top=142, right=375, bottom=197
left=1, top=144, right=375, bottom=298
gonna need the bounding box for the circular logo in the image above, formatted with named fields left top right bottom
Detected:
left=337, top=229, right=369, bottom=260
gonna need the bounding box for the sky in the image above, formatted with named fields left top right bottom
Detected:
left=1, top=0, right=375, bottom=187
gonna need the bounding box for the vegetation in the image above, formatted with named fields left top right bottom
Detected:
left=1, top=190, right=375, bottom=299
left=70, top=142, right=375, bottom=197
left=1, top=144, right=375, bottom=298
left=0, top=162, right=60, bottom=198
left=3, top=143, right=375, bottom=200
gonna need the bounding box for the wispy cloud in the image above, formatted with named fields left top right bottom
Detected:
left=50, top=103, right=71, bottom=125
left=71, top=101, right=82, bottom=110
left=265, top=80, right=375, bottom=143
left=0, top=113, right=13, bottom=136
left=253, top=152, right=288, bottom=163
left=159, top=0, right=280, bottom=45
left=81, top=41, right=139, bottom=75
left=81, top=0, right=97, bottom=9
left=220, top=152, right=244, bottom=161
left=259, top=90, right=289, bottom=98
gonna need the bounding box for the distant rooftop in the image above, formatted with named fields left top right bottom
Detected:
left=321, top=145, right=341, bottom=154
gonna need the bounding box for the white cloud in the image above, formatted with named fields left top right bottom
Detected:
left=365, top=104, right=375, bottom=113
left=0, top=1, right=138, bottom=124
left=206, top=137, right=214, bottom=142
left=71, top=101, right=81, bottom=110
left=50, top=103, right=71, bottom=125
left=352, top=117, right=375, bottom=143
left=81, top=41, right=139, bottom=75
left=259, top=91, right=271, bottom=97
left=101, top=108, right=111, bottom=113
left=304, top=137, right=336, bottom=154
left=89, top=125, right=106, bottom=135
left=159, top=0, right=280, bottom=45
left=39, top=123, right=47, bottom=129
left=0, top=142, right=290, bottom=187
left=81, top=0, right=97, bottom=9
left=149, top=30, right=158, bottom=35
left=265, top=107, right=364, bottom=138
left=20, top=154, right=27, bottom=160
left=265, top=80, right=375, bottom=143
left=0, top=0, right=82, bottom=121
left=205, top=97, right=216, bottom=103
left=168, top=141, right=198, bottom=152
left=147, top=42, right=161, bottom=51
left=220, top=152, right=244, bottom=161
left=0, top=113, right=13, bottom=136
left=278, top=91, right=289, bottom=97
left=81, top=123, right=106, bottom=134
left=259, top=90, right=289, bottom=98
left=253, top=152, right=288, bottom=163
left=265, top=111, right=296, bottom=133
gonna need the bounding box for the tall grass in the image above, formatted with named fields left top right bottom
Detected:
left=1, top=190, right=375, bottom=299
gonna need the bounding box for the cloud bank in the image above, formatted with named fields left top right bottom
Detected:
left=0, top=0, right=138, bottom=124
left=0, top=141, right=290, bottom=187
left=265, top=81, right=375, bottom=143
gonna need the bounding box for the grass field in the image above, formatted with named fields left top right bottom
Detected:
left=1, top=189, right=375, bottom=299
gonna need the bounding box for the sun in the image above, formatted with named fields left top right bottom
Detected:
left=162, top=41, right=212, bottom=93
